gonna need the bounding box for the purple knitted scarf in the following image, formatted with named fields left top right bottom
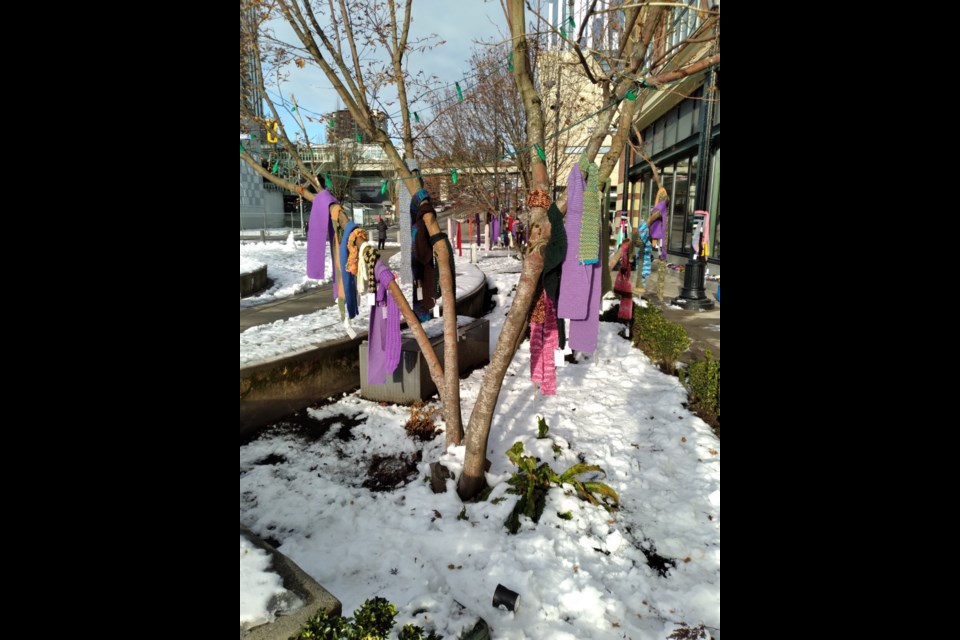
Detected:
left=367, top=261, right=401, bottom=385
left=557, top=165, right=601, bottom=352
left=306, top=190, right=338, bottom=283
left=649, top=200, right=667, bottom=261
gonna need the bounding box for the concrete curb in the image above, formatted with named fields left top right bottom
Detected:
left=240, top=524, right=341, bottom=640
left=240, top=264, right=488, bottom=438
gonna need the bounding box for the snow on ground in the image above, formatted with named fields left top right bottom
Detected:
left=240, top=535, right=303, bottom=631
left=240, top=251, right=720, bottom=639
left=241, top=255, right=264, bottom=275
left=239, top=252, right=486, bottom=367
left=240, top=237, right=331, bottom=308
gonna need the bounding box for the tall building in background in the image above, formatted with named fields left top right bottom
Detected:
left=542, top=0, right=624, bottom=52
left=240, top=3, right=285, bottom=230
left=326, top=109, right=387, bottom=143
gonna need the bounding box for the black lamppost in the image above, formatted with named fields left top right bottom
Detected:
left=672, top=66, right=716, bottom=311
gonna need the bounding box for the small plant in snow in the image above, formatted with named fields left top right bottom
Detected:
left=536, top=415, right=549, bottom=438
left=503, top=441, right=619, bottom=534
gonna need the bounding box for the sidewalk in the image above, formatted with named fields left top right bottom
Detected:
left=240, top=248, right=719, bottom=363
left=240, top=246, right=401, bottom=333
left=631, top=263, right=720, bottom=363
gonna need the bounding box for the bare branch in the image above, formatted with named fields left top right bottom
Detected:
left=241, top=147, right=315, bottom=200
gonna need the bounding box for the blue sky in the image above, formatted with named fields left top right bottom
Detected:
left=262, top=0, right=509, bottom=143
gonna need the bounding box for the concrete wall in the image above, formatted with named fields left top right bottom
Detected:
left=241, top=266, right=269, bottom=297
left=240, top=524, right=341, bottom=640
left=240, top=334, right=364, bottom=440
left=240, top=277, right=489, bottom=439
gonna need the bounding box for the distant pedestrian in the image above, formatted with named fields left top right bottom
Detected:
left=377, top=216, right=388, bottom=250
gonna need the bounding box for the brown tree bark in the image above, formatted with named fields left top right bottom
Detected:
left=458, top=0, right=551, bottom=500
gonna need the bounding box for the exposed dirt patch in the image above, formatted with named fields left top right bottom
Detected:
left=639, top=539, right=677, bottom=577
left=254, top=453, right=287, bottom=466
left=362, top=451, right=423, bottom=492
left=259, top=410, right=368, bottom=443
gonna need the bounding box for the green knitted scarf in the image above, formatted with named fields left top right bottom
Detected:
left=578, top=162, right=601, bottom=264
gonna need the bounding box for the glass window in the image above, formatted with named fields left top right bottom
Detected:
left=640, top=126, right=653, bottom=157
left=665, top=162, right=684, bottom=253
left=692, top=87, right=702, bottom=134
left=664, top=106, right=679, bottom=148
left=687, top=153, right=699, bottom=254
left=709, top=145, right=720, bottom=259
left=653, top=119, right=664, bottom=154
left=674, top=157, right=690, bottom=254
left=678, top=99, right=694, bottom=142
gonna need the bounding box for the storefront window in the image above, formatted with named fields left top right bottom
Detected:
left=664, top=106, right=679, bottom=149
left=709, top=145, right=720, bottom=259
left=666, top=162, right=684, bottom=253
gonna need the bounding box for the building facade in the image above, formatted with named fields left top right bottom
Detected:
left=240, top=6, right=286, bottom=230
left=621, top=5, right=719, bottom=274
left=326, top=109, right=387, bottom=144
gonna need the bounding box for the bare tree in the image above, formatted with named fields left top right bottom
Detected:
left=419, top=48, right=528, bottom=218
left=241, top=0, right=465, bottom=445
left=240, top=0, right=720, bottom=500
left=457, top=0, right=720, bottom=499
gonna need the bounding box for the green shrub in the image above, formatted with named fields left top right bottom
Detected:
left=648, top=320, right=690, bottom=374
left=681, top=350, right=720, bottom=427
left=292, top=597, right=442, bottom=640
left=399, top=625, right=442, bottom=640
left=632, top=304, right=690, bottom=374
left=503, top=441, right=619, bottom=534
left=631, top=304, right=663, bottom=350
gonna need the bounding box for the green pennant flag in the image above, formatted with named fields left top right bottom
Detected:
left=240, top=144, right=245, bottom=154
left=568, top=16, right=575, bottom=30
left=535, top=144, right=546, bottom=161
left=451, top=169, right=458, bottom=184
left=356, top=132, right=362, bottom=142
left=381, top=181, right=388, bottom=195
left=415, top=112, right=420, bottom=123
left=560, top=26, right=566, bottom=38
left=455, top=82, right=463, bottom=102
left=272, top=161, right=279, bottom=174
left=324, top=174, right=332, bottom=189
left=507, top=53, right=513, bottom=71
left=626, top=89, right=637, bottom=101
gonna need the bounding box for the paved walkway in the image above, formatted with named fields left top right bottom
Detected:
left=240, top=246, right=401, bottom=333
left=240, top=229, right=719, bottom=362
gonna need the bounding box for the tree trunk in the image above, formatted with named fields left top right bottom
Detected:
left=388, top=159, right=463, bottom=447
left=458, top=0, right=550, bottom=500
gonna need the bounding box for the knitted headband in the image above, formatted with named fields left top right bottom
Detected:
left=527, top=189, right=551, bottom=209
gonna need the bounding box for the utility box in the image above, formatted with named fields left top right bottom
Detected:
left=359, top=317, right=490, bottom=403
